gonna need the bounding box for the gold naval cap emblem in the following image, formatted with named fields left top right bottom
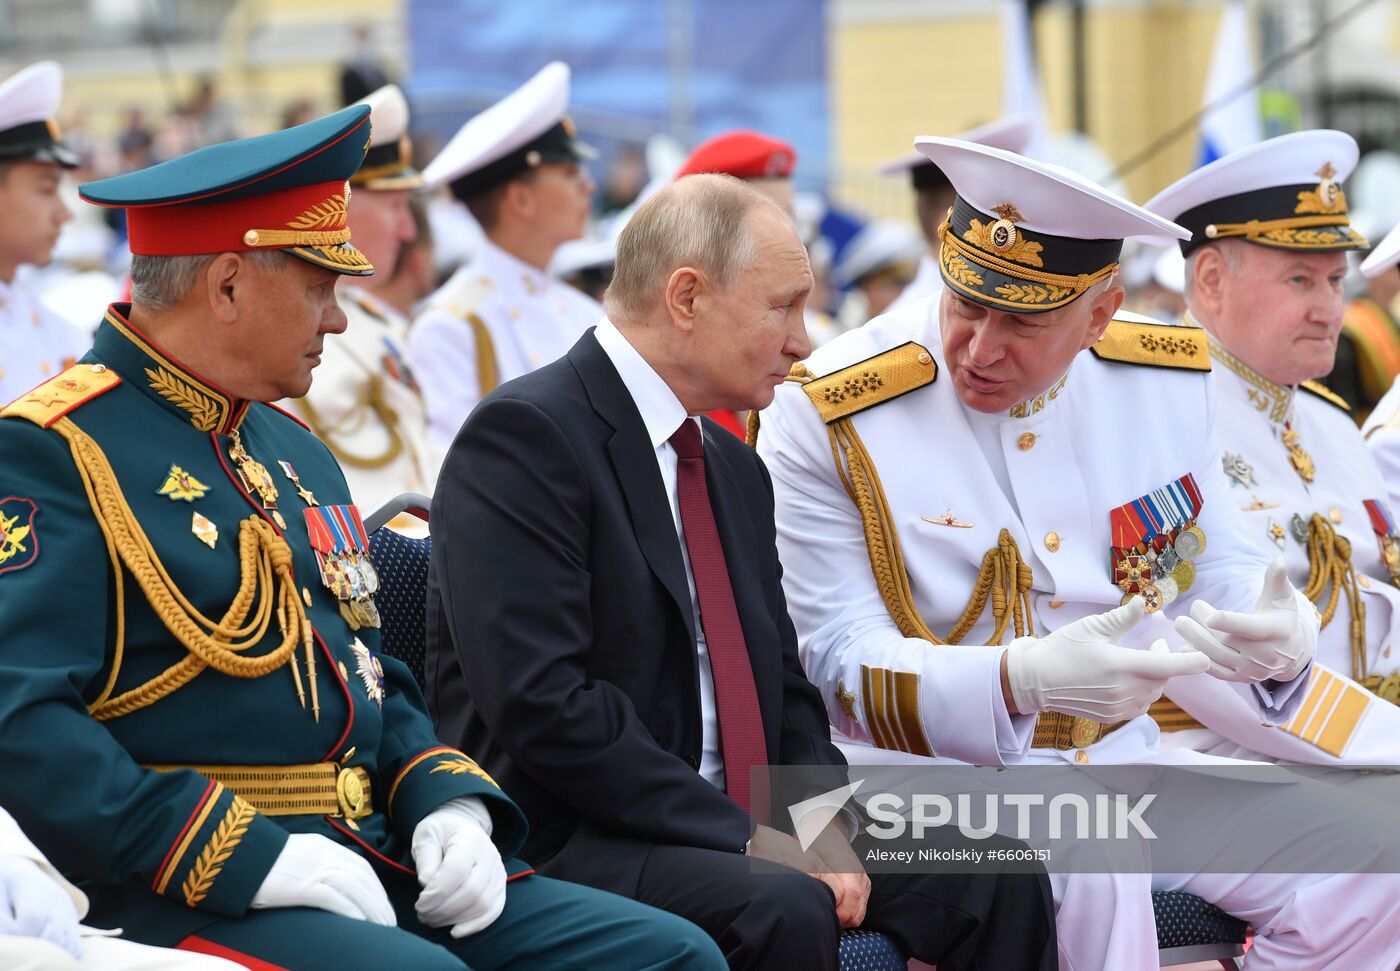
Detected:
left=989, top=203, right=1024, bottom=252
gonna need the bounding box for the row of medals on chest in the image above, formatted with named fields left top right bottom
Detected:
left=224, top=429, right=385, bottom=709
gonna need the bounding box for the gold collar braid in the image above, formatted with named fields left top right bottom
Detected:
left=937, top=216, right=1118, bottom=307
left=47, top=417, right=317, bottom=721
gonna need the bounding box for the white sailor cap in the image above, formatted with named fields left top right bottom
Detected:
left=1144, top=130, right=1366, bottom=256
left=916, top=136, right=1189, bottom=314
left=1360, top=221, right=1400, bottom=279
left=879, top=115, right=1033, bottom=189
left=421, top=61, right=593, bottom=198
left=0, top=61, right=78, bottom=167
left=830, top=219, right=923, bottom=289
left=549, top=235, right=616, bottom=279
left=350, top=84, right=421, bottom=190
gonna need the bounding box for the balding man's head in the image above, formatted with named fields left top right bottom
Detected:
left=605, top=173, right=786, bottom=322
left=603, top=173, right=813, bottom=414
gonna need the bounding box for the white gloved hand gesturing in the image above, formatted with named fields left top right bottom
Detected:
left=1174, top=558, right=1315, bottom=684
left=251, top=833, right=395, bottom=926
left=412, top=797, right=505, bottom=939
left=1006, top=596, right=1211, bottom=720
left=0, top=856, right=81, bottom=958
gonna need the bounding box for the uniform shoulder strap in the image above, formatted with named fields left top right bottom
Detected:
left=1300, top=379, right=1351, bottom=412
left=1089, top=319, right=1211, bottom=372
left=801, top=342, right=938, bottom=424
left=1, top=364, right=122, bottom=428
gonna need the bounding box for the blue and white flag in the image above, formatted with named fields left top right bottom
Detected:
left=1197, top=0, right=1263, bottom=167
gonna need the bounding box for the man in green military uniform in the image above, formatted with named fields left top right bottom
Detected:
left=0, top=104, right=722, bottom=971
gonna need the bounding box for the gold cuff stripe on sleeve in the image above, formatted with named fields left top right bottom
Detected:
left=387, top=746, right=462, bottom=815
left=858, top=665, right=933, bottom=757
left=155, top=782, right=226, bottom=896
left=182, top=797, right=256, bottom=907
left=1282, top=669, right=1370, bottom=756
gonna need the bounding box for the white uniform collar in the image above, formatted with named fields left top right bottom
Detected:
left=1007, top=368, right=1071, bottom=420
left=475, top=235, right=554, bottom=298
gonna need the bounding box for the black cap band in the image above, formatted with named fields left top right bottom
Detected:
left=0, top=119, right=78, bottom=167
left=448, top=120, right=585, bottom=201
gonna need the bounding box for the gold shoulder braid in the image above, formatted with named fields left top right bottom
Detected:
left=769, top=345, right=1103, bottom=751
left=1301, top=513, right=1369, bottom=687
left=296, top=376, right=405, bottom=469
left=42, top=417, right=316, bottom=721
left=1299, top=379, right=1351, bottom=412
left=1090, top=320, right=1212, bottom=371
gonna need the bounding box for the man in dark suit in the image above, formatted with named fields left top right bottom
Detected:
left=426, top=173, right=1056, bottom=970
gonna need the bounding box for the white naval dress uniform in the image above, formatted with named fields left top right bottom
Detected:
left=1155, top=334, right=1400, bottom=768
left=0, top=277, right=89, bottom=406
left=279, top=286, right=436, bottom=515
left=408, top=238, right=603, bottom=448
left=0, top=808, right=240, bottom=970
left=882, top=253, right=942, bottom=315
left=757, top=297, right=1400, bottom=970
left=1363, top=374, right=1400, bottom=514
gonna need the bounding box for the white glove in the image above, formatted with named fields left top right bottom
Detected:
left=1174, top=558, right=1315, bottom=684
left=251, top=833, right=395, bottom=926
left=0, top=856, right=81, bottom=958
left=412, top=797, right=505, bottom=939
left=1006, top=597, right=1211, bottom=720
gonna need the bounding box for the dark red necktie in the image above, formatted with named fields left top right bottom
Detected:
left=670, top=418, right=768, bottom=818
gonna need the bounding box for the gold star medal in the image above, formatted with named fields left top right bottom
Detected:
left=278, top=460, right=318, bottom=506
left=156, top=464, right=209, bottom=502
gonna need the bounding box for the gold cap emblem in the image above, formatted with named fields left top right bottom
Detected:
left=989, top=203, right=1024, bottom=252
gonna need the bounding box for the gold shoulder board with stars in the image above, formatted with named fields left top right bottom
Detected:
left=1299, top=379, right=1351, bottom=412
left=1, top=364, right=122, bottom=428
left=802, top=342, right=938, bottom=424
left=1089, top=319, right=1212, bottom=372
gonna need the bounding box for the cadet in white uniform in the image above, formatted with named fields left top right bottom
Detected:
left=757, top=136, right=1400, bottom=970
left=0, top=63, right=89, bottom=405
left=279, top=85, right=436, bottom=514
left=881, top=117, right=1033, bottom=316
left=1143, top=130, right=1400, bottom=771
left=410, top=63, right=602, bottom=448
left=1359, top=228, right=1400, bottom=518
left=0, top=807, right=241, bottom=969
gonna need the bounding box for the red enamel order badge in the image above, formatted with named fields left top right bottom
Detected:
left=0, top=497, right=40, bottom=576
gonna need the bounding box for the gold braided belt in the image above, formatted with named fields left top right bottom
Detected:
left=146, top=763, right=372, bottom=820
left=761, top=364, right=1121, bottom=752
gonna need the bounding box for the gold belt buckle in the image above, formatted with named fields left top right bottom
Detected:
left=335, top=766, right=369, bottom=830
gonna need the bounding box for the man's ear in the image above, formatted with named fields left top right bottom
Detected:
left=664, top=266, right=703, bottom=335
left=1080, top=281, right=1125, bottom=350
left=204, top=253, right=244, bottom=325
left=501, top=178, right=534, bottom=222
left=1193, top=245, right=1227, bottom=317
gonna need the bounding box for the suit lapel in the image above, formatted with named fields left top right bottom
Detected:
left=570, top=332, right=696, bottom=644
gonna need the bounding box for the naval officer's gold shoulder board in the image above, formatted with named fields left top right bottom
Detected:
left=800, top=342, right=938, bottom=424
left=1, top=363, right=122, bottom=428
left=1300, top=378, right=1351, bottom=412
left=1089, top=319, right=1212, bottom=372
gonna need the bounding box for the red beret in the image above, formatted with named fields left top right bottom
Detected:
left=675, top=130, right=796, bottom=180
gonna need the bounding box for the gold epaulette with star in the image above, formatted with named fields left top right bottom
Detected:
left=1089, top=319, right=1212, bottom=372
left=1300, top=379, right=1351, bottom=412
left=1, top=364, right=122, bottom=428
left=801, top=342, right=938, bottom=424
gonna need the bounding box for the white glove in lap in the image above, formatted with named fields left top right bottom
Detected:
left=0, top=856, right=81, bottom=957
left=1006, top=597, right=1211, bottom=720
left=1174, top=558, right=1315, bottom=684
left=251, top=833, right=395, bottom=926
left=412, top=796, right=505, bottom=939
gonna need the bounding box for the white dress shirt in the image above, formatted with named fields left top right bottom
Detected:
left=593, top=317, right=725, bottom=788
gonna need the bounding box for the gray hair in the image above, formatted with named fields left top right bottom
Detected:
left=130, top=249, right=288, bottom=308
left=1183, top=239, right=1245, bottom=300
left=604, top=173, right=772, bottom=321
